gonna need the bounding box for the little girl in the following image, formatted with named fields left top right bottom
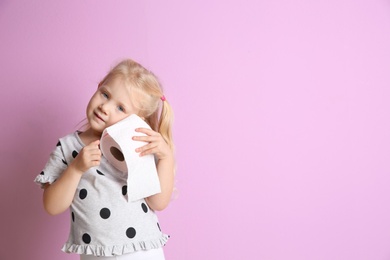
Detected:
left=35, top=59, right=175, bottom=260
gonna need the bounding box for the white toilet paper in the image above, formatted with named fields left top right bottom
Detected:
left=100, top=114, right=161, bottom=202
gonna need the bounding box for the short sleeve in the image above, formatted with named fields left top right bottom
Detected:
left=34, top=141, right=68, bottom=188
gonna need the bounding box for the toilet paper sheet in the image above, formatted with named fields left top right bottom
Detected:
left=100, top=114, right=161, bottom=202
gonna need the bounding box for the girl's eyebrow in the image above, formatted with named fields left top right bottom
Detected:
left=99, top=86, right=109, bottom=93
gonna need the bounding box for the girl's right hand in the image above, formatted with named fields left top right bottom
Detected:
left=71, top=140, right=101, bottom=174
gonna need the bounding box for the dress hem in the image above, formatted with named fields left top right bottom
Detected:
left=61, top=234, right=169, bottom=256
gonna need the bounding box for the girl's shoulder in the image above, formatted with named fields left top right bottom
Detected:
left=59, top=131, right=84, bottom=147
left=56, top=131, right=85, bottom=160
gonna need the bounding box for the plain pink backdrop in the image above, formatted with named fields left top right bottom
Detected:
left=1, top=1, right=390, bottom=259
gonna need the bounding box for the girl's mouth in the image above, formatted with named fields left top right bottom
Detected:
left=94, top=112, right=105, bottom=122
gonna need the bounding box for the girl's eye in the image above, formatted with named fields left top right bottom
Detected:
left=102, top=92, right=109, bottom=99
left=118, top=106, right=125, bottom=112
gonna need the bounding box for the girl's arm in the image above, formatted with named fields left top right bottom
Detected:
left=134, top=128, right=175, bottom=211
left=43, top=165, right=84, bottom=215
left=43, top=140, right=101, bottom=215
left=146, top=154, right=175, bottom=211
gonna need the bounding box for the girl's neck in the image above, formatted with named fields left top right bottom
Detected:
left=79, top=128, right=101, bottom=145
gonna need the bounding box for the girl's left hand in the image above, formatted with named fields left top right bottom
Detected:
left=133, top=128, right=173, bottom=160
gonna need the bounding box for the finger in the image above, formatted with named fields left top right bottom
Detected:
left=85, top=143, right=102, bottom=151
left=90, top=148, right=102, bottom=154
left=84, top=149, right=102, bottom=157
left=90, top=161, right=101, bottom=167
left=87, top=140, right=100, bottom=148
left=139, top=148, right=156, bottom=156
left=136, top=142, right=158, bottom=153
left=91, top=139, right=100, bottom=145
left=135, top=128, right=159, bottom=136
left=133, top=135, right=160, bottom=143
left=90, top=154, right=102, bottom=161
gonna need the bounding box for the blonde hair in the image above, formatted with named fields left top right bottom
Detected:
left=98, top=59, right=174, bottom=151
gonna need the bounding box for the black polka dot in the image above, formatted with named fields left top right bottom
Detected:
left=72, top=212, right=75, bottom=222
left=56, top=141, right=61, bottom=147
left=62, top=159, right=68, bottom=165
left=122, top=185, right=127, bottom=196
left=96, top=169, right=105, bottom=176
left=40, top=171, right=44, bottom=175
left=141, top=203, right=148, bottom=213
left=79, top=189, right=87, bottom=200
left=72, top=150, right=78, bottom=158
left=126, top=227, right=136, bottom=239
left=157, top=223, right=161, bottom=231
left=100, top=208, right=111, bottom=219
left=82, top=233, right=91, bottom=244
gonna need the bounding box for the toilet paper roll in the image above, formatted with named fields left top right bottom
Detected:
left=100, top=114, right=161, bottom=202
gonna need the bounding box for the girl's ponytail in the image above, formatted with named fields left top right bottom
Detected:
left=158, top=99, right=174, bottom=152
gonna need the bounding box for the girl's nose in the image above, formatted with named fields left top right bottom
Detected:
left=99, top=103, right=108, bottom=114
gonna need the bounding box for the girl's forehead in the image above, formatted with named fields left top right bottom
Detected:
left=102, top=77, right=129, bottom=91
left=104, top=76, right=127, bottom=87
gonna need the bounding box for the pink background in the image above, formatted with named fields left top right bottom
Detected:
left=1, top=1, right=390, bottom=259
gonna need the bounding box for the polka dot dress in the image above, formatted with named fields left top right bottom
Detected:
left=35, top=132, right=169, bottom=257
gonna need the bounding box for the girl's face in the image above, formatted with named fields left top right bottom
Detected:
left=86, top=78, right=139, bottom=135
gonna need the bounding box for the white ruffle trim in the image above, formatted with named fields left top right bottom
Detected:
left=61, top=234, right=169, bottom=256
left=34, top=175, right=58, bottom=188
